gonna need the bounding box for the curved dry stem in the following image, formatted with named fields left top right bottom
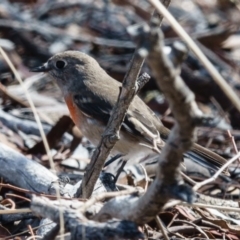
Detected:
left=193, top=151, right=240, bottom=191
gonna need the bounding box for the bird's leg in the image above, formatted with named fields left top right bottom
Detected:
left=153, top=130, right=164, bottom=152
left=114, top=158, right=127, bottom=183
left=104, top=154, right=122, bottom=168
left=139, top=142, right=161, bottom=154
left=128, top=117, right=164, bottom=153
left=139, top=131, right=163, bottom=154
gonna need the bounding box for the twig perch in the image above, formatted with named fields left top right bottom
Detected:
left=31, top=195, right=144, bottom=240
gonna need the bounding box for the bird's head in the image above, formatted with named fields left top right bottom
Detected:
left=31, top=51, right=100, bottom=92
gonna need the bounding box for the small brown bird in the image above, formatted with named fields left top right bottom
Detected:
left=32, top=50, right=226, bottom=168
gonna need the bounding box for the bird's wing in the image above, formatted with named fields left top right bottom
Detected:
left=73, top=88, right=164, bottom=145
left=73, top=90, right=112, bottom=124
left=128, top=96, right=169, bottom=139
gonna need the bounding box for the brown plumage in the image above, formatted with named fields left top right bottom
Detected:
left=32, top=50, right=227, bottom=167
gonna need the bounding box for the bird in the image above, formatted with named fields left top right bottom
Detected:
left=31, top=50, right=227, bottom=172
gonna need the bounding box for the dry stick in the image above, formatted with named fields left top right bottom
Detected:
left=3, top=222, right=53, bottom=240
left=180, top=172, right=197, bottom=186
left=165, top=199, right=240, bottom=213
left=5, top=193, right=31, bottom=202
left=193, top=151, right=240, bottom=191
left=26, top=237, right=41, bottom=240
left=0, top=47, right=65, bottom=238
left=155, top=216, right=170, bottom=240
left=0, top=183, right=85, bottom=201
left=27, top=225, right=36, bottom=240
left=1, top=198, right=15, bottom=209
left=139, top=163, right=149, bottom=191
left=79, top=188, right=142, bottom=213
left=0, top=208, right=32, bottom=214
left=227, top=130, right=240, bottom=161
left=148, top=0, right=240, bottom=113
left=77, top=0, right=171, bottom=199
left=183, top=202, right=240, bottom=212
left=227, top=130, right=240, bottom=174
left=173, top=220, right=209, bottom=239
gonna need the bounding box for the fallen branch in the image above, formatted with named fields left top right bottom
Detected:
left=31, top=195, right=144, bottom=240
left=0, top=143, right=58, bottom=194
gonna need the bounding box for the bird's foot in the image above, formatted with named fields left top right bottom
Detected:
left=139, top=142, right=161, bottom=154
left=140, top=131, right=164, bottom=153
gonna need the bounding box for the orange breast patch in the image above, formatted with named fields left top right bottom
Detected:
left=64, top=95, right=80, bottom=125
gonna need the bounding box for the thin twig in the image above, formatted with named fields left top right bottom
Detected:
left=180, top=172, right=197, bottom=186
left=0, top=208, right=32, bottom=214
left=155, top=216, right=170, bottom=240
left=227, top=130, right=240, bottom=161
left=26, top=236, right=41, bottom=240
left=1, top=198, right=16, bottom=209
left=139, top=163, right=149, bottom=191
left=183, top=202, right=240, bottom=212
left=79, top=188, right=141, bottom=213
left=5, top=193, right=31, bottom=203
left=27, top=225, right=35, bottom=240
left=193, top=151, right=240, bottom=191
left=165, top=199, right=240, bottom=212
left=3, top=222, right=53, bottom=239
left=167, top=212, right=179, bottom=228
left=173, top=220, right=209, bottom=239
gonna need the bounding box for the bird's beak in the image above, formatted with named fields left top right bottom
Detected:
left=30, top=62, right=50, bottom=72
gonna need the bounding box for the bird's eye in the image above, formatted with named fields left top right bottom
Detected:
left=55, top=60, right=67, bottom=69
